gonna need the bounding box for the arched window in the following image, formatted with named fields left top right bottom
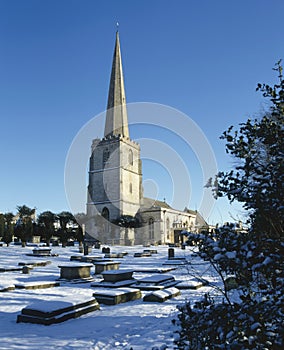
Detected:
left=102, top=207, right=109, bottom=220
left=129, top=183, right=132, bottom=193
left=166, top=217, right=170, bottom=240
left=128, top=149, right=133, bottom=166
left=101, top=207, right=110, bottom=233
left=149, top=218, right=154, bottom=240
left=103, top=149, right=110, bottom=166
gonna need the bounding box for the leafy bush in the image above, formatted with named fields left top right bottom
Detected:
left=173, top=63, right=284, bottom=349
left=173, top=290, right=284, bottom=349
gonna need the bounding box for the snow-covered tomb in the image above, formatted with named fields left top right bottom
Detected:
left=17, top=296, right=100, bottom=325
left=131, top=274, right=180, bottom=290
left=143, top=287, right=181, bottom=303
left=92, top=287, right=142, bottom=305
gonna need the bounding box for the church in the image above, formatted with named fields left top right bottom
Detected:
left=85, top=32, right=208, bottom=245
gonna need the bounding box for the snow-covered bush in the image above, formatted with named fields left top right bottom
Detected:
left=173, top=63, right=284, bottom=349
left=173, top=290, right=284, bottom=349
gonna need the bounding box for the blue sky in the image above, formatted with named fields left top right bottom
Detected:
left=1, top=0, right=283, bottom=225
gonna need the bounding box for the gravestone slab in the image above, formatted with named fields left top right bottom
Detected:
left=133, top=267, right=176, bottom=273
left=15, top=281, right=60, bottom=290
left=163, top=258, right=187, bottom=266
left=70, top=255, right=103, bottom=263
left=93, top=261, right=121, bottom=274
left=18, top=261, right=51, bottom=267
left=143, top=249, right=158, bottom=254
left=91, top=279, right=135, bottom=288
left=91, top=269, right=135, bottom=288
left=134, top=252, right=152, bottom=257
left=17, top=296, right=99, bottom=325
left=58, top=263, right=93, bottom=282
left=0, top=265, right=23, bottom=273
left=131, top=274, right=179, bottom=290
left=102, top=269, right=134, bottom=282
left=143, top=287, right=180, bottom=303
left=32, top=248, right=52, bottom=256
left=176, top=279, right=204, bottom=290
left=93, top=287, right=141, bottom=305
left=0, top=283, right=15, bottom=292
left=104, top=253, right=124, bottom=259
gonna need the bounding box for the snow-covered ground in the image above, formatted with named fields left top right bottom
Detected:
left=0, top=244, right=221, bottom=349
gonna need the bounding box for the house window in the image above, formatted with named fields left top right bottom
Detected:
left=129, top=149, right=133, bottom=166
left=149, top=218, right=154, bottom=240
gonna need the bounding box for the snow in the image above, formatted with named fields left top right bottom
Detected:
left=58, top=263, right=93, bottom=267
left=102, top=269, right=133, bottom=275
left=135, top=275, right=174, bottom=284
left=148, top=288, right=180, bottom=299
left=225, top=251, right=236, bottom=259
left=92, top=288, right=140, bottom=297
left=32, top=247, right=51, bottom=251
left=22, top=292, right=94, bottom=313
left=0, top=244, right=221, bottom=349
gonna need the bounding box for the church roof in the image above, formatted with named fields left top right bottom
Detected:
left=142, top=197, right=173, bottom=209
left=104, top=31, right=129, bottom=138
left=184, top=208, right=198, bottom=215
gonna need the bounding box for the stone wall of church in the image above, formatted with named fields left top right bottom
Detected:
left=88, top=137, right=120, bottom=205
left=87, top=135, right=143, bottom=244
left=137, top=208, right=198, bottom=245
left=119, top=138, right=142, bottom=217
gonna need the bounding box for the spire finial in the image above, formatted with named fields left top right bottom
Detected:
left=116, top=21, right=119, bottom=32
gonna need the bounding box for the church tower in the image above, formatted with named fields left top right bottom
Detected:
left=86, top=32, right=142, bottom=243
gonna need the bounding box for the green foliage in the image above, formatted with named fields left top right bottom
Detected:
left=174, top=291, right=284, bottom=349
left=15, top=205, right=35, bottom=244
left=208, top=61, right=284, bottom=238
left=37, top=211, right=56, bottom=245
left=0, top=213, right=5, bottom=239
left=16, top=205, right=35, bottom=218
left=0, top=214, right=5, bottom=238
left=1, top=207, right=86, bottom=246
left=2, top=212, right=14, bottom=245
left=56, top=211, right=76, bottom=246
left=72, top=213, right=86, bottom=244
left=57, top=211, right=75, bottom=230
left=112, top=215, right=139, bottom=228
left=175, top=63, right=284, bottom=349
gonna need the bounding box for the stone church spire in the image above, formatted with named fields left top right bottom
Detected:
left=104, top=31, right=129, bottom=138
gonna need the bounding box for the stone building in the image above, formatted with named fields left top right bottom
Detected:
left=86, top=32, right=208, bottom=245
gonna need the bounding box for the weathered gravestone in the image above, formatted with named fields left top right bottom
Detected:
left=58, top=263, right=93, bottom=282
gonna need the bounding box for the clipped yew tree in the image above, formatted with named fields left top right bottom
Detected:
left=173, top=62, right=284, bottom=349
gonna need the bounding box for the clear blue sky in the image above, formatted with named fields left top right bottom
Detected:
left=1, top=0, right=283, bottom=225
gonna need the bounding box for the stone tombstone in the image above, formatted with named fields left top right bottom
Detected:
left=84, top=244, right=88, bottom=255
left=168, top=248, right=175, bottom=259
left=22, top=265, right=31, bottom=274
left=102, top=246, right=110, bottom=254
left=58, top=263, right=93, bottom=280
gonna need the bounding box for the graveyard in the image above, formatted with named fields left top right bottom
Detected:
left=0, top=242, right=222, bottom=349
